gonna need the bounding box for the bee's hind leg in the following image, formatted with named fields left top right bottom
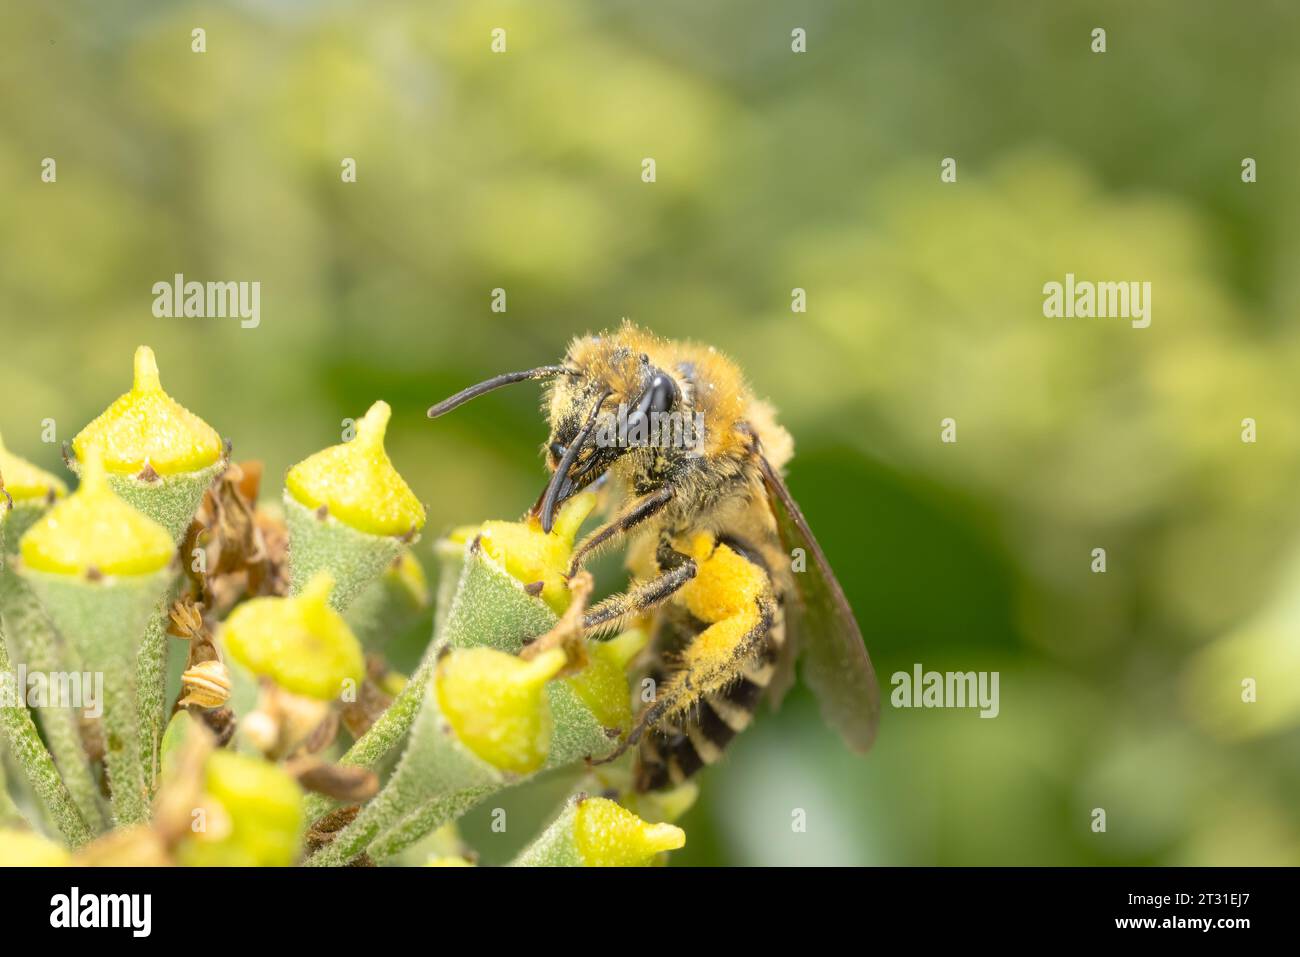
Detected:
left=620, top=538, right=779, bottom=786
left=626, top=593, right=774, bottom=748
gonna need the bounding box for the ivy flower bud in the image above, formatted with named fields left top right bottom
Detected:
left=220, top=572, right=365, bottom=701
left=286, top=401, right=425, bottom=537
left=69, top=346, right=226, bottom=547
left=0, top=433, right=66, bottom=506
left=283, top=401, right=425, bottom=612
left=434, top=646, right=567, bottom=775
left=175, top=751, right=305, bottom=867
left=19, top=448, right=174, bottom=578
left=512, top=795, right=686, bottom=867
left=575, top=796, right=686, bottom=866
left=0, top=829, right=72, bottom=866
left=72, top=345, right=223, bottom=477
left=471, top=491, right=597, bottom=613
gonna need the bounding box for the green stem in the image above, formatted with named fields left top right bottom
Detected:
left=0, top=746, right=31, bottom=828
left=302, top=646, right=438, bottom=823
left=364, top=786, right=495, bottom=862
left=136, top=590, right=176, bottom=796
left=102, top=653, right=148, bottom=826
left=0, top=567, right=106, bottom=832
left=0, top=624, right=93, bottom=846
left=306, top=767, right=488, bottom=867
left=304, top=687, right=506, bottom=867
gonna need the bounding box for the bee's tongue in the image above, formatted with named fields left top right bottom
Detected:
left=534, top=473, right=575, bottom=534
left=536, top=389, right=612, bottom=533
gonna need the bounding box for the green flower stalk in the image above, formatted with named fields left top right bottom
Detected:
left=0, top=436, right=104, bottom=832
left=18, top=450, right=175, bottom=827
left=0, top=750, right=25, bottom=827
left=362, top=630, right=646, bottom=863
left=511, top=795, right=685, bottom=867
left=357, top=641, right=643, bottom=864
left=0, top=605, right=94, bottom=846
left=284, top=401, right=426, bottom=612
left=69, top=345, right=226, bottom=792
left=301, top=492, right=599, bottom=824
left=306, top=645, right=566, bottom=867
left=306, top=509, right=648, bottom=862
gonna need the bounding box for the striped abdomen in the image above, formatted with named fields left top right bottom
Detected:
left=634, top=600, right=785, bottom=792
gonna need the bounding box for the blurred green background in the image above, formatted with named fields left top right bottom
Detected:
left=4, top=1, right=1300, bottom=864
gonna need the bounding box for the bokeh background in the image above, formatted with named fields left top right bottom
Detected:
left=4, top=0, right=1300, bottom=864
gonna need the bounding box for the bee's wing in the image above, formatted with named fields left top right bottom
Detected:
left=758, top=454, right=880, bottom=752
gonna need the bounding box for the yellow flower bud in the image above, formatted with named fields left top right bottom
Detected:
left=573, top=797, right=685, bottom=866
left=435, top=646, right=567, bottom=775
left=286, top=401, right=426, bottom=537
left=474, top=491, right=597, bottom=613
left=19, top=448, right=174, bottom=577
left=0, top=433, right=66, bottom=503
left=220, top=572, right=365, bottom=701
left=71, top=346, right=223, bottom=476
left=564, top=628, right=648, bottom=731
left=0, top=829, right=72, bottom=866
left=176, top=751, right=304, bottom=867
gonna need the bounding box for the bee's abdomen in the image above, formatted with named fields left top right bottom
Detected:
left=634, top=613, right=784, bottom=792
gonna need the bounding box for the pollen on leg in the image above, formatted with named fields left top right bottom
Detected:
left=678, top=540, right=767, bottom=623
left=653, top=610, right=761, bottom=722
left=629, top=539, right=776, bottom=735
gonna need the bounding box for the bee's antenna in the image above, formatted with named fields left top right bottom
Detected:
left=427, top=365, right=577, bottom=419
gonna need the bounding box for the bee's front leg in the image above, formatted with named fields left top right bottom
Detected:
left=567, top=486, right=674, bottom=577
left=581, top=537, right=695, bottom=636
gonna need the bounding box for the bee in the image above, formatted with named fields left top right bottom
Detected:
left=428, top=322, right=879, bottom=791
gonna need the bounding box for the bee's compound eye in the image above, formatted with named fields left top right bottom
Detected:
left=646, top=372, right=679, bottom=415
left=549, top=441, right=566, bottom=463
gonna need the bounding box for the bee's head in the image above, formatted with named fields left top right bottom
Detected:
left=428, top=325, right=688, bottom=533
